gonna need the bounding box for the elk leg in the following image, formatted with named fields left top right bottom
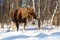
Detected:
left=11, top=21, right=15, bottom=30
left=12, top=21, right=18, bottom=31
left=22, top=18, right=27, bottom=30
left=16, top=22, right=19, bottom=31
left=22, top=23, right=25, bottom=30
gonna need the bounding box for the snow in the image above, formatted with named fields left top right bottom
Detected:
left=0, top=21, right=60, bottom=40
left=44, top=36, right=60, bottom=40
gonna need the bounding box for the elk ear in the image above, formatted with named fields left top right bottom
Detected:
left=27, top=7, right=31, bottom=13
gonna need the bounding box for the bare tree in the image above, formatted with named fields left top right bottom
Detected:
left=32, top=0, right=35, bottom=12
left=16, top=0, right=18, bottom=8
left=58, top=0, right=60, bottom=11
left=38, top=0, right=40, bottom=29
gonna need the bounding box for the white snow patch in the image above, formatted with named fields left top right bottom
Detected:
left=0, top=22, right=60, bottom=40
left=14, top=37, right=41, bottom=40
left=0, top=31, right=22, bottom=39
left=44, top=36, right=60, bottom=40
left=23, top=30, right=40, bottom=36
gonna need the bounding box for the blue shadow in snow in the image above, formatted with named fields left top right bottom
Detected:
left=36, top=32, right=60, bottom=39
left=51, top=32, right=60, bottom=36
left=25, top=28, right=38, bottom=30
left=19, top=28, right=38, bottom=31
left=42, top=27, right=54, bottom=30
left=35, top=33, right=49, bottom=39
left=1, top=35, right=30, bottom=40
left=1, top=32, right=60, bottom=40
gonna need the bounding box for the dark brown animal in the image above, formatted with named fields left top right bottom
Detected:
left=10, top=7, right=37, bottom=31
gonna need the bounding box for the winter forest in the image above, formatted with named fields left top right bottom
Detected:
left=0, top=0, right=60, bottom=40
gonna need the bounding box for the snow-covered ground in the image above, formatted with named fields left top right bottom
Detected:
left=0, top=21, right=60, bottom=40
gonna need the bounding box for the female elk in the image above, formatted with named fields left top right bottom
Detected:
left=10, top=7, right=37, bottom=31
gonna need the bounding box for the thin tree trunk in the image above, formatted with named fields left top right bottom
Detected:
left=51, top=2, right=58, bottom=26
left=58, top=0, right=60, bottom=11
left=16, top=0, right=18, bottom=8
left=38, top=0, right=40, bottom=29
left=32, top=0, right=35, bottom=12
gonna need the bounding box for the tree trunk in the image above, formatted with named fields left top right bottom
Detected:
left=58, top=0, right=60, bottom=11
left=32, top=0, right=35, bottom=12
left=38, top=0, right=40, bottom=29
left=16, top=0, right=18, bottom=8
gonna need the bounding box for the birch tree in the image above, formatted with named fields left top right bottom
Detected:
left=32, top=0, right=35, bottom=12
left=38, top=0, right=40, bottom=29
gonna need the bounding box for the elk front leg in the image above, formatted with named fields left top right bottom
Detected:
left=22, top=18, right=27, bottom=30
left=22, top=23, right=25, bottom=30
left=16, top=22, right=19, bottom=31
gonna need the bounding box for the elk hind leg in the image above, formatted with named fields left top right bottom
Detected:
left=11, top=21, right=16, bottom=31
